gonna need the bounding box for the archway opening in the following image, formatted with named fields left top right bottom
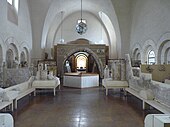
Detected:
left=76, top=54, right=87, bottom=71
left=64, top=51, right=99, bottom=75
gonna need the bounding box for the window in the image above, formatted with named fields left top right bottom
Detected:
left=7, top=0, right=19, bottom=13
left=7, top=0, right=19, bottom=25
left=148, top=50, right=155, bottom=65
left=7, top=0, right=12, bottom=5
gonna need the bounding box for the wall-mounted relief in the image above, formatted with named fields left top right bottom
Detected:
left=158, top=65, right=165, bottom=71
left=145, top=65, right=154, bottom=73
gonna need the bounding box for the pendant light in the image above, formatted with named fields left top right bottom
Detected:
left=76, top=0, right=87, bottom=35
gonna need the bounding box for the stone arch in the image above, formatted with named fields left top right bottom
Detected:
left=20, top=46, right=30, bottom=66
left=61, top=47, right=104, bottom=78
left=6, top=43, right=19, bottom=68
left=157, top=32, right=170, bottom=64
left=158, top=40, right=170, bottom=64
left=164, top=47, right=170, bottom=64
left=5, top=37, right=19, bottom=59
left=20, top=51, right=26, bottom=63
left=131, top=43, right=142, bottom=60
left=20, top=42, right=31, bottom=65
left=141, top=39, right=157, bottom=64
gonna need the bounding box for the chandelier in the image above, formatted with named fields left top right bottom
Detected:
left=76, top=0, right=87, bottom=35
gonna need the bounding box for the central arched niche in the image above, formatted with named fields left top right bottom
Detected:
left=54, top=39, right=107, bottom=79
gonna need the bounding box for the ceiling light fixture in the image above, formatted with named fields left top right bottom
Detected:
left=76, top=0, right=87, bottom=35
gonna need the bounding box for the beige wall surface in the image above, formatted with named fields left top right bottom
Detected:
left=141, top=64, right=170, bottom=82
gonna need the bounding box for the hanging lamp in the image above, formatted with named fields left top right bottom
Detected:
left=76, top=0, right=87, bottom=35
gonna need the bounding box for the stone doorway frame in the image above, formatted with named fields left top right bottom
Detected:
left=61, top=47, right=104, bottom=78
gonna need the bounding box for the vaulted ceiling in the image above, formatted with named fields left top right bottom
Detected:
left=28, top=0, right=133, bottom=59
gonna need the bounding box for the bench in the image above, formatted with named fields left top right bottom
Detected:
left=102, top=78, right=128, bottom=95
left=0, top=101, right=13, bottom=112
left=14, top=87, right=35, bottom=109
left=4, top=76, right=35, bottom=110
left=32, top=78, right=60, bottom=96
left=125, top=88, right=170, bottom=114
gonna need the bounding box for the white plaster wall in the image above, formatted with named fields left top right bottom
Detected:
left=111, top=0, right=133, bottom=58
left=130, top=0, right=170, bottom=63
left=28, top=0, right=52, bottom=60
left=0, top=0, right=32, bottom=64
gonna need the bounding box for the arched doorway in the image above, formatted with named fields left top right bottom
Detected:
left=61, top=47, right=104, bottom=78
left=63, top=51, right=100, bottom=75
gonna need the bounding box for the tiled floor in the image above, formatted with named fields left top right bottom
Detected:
left=13, top=87, right=145, bottom=127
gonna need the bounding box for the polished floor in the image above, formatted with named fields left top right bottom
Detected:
left=13, top=87, right=146, bottom=127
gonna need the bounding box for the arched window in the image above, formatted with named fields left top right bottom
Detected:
left=7, top=0, right=13, bottom=5
left=7, top=0, right=19, bottom=12
left=7, top=0, right=19, bottom=25
left=148, top=50, right=155, bottom=65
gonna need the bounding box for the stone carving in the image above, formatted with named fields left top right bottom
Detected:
left=132, top=67, right=140, bottom=77
left=104, top=65, right=110, bottom=78
left=5, top=68, right=31, bottom=86
left=110, top=59, right=126, bottom=80
left=125, top=54, right=170, bottom=107
left=120, top=60, right=126, bottom=80
left=56, top=45, right=105, bottom=78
